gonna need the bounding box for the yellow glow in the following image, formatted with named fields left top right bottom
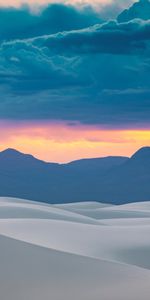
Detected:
left=0, top=122, right=149, bottom=162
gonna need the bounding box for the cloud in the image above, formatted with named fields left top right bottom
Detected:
left=117, top=0, right=150, bottom=22
left=97, top=0, right=134, bottom=19
left=35, top=18, right=150, bottom=55
left=1, top=18, right=150, bottom=91
left=0, top=3, right=102, bottom=41
left=1, top=18, right=149, bottom=91
left=0, top=1, right=149, bottom=129
left=0, top=39, right=88, bottom=93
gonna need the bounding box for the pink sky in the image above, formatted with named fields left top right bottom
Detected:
left=0, top=121, right=149, bottom=162
left=0, top=0, right=112, bottom=6
left=0, top=0, right=134, bottom=10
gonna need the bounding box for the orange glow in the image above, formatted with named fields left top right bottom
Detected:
left=0, top=121, right=149, bottom=162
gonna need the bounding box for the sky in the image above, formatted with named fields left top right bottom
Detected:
left=0, top=0, right=133, bottom=8
left=0, top=0, right=149, bottom=162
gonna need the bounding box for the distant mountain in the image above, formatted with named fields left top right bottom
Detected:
left=95, top=147, right=150, bottom=204
left=131, top=146, right=150, bottom=162
left=117, top=0, right=150, bottom=23
left=64, top=156, right=128, bottom=172
left=0, top=147, right=149, bottom=204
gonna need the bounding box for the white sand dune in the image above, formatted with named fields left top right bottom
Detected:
left=0, top=197, right=150, bottom=300
left=1, top=235, right=150, bottom=300
left=0, top=218, right=150, bottom=269
left=55, top=201, right=114, bottom=217
left=55, top=201, right=111, bottom=210
left=0, top=197, right=99, bottom=224
left=102, top=217, right=150, bottom=226
left=57, top=202, right=150, bottom=219
left=115, top=201, right=150, bottom=211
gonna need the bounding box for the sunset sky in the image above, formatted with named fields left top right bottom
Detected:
left=0, top=0, right=149, bottom=162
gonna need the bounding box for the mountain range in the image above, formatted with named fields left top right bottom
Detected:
left=0, top=146, right=149, bottom=204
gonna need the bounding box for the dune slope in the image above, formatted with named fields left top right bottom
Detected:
left=0, top=197, right=150, bottom=300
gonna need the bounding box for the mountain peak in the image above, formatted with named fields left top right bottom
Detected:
left=0, top=148, right=36, bottom=161
left=131, top=146, right=150, bottom=160
left=117, top=0, right=150, bottom=23
left=1, top=148, right=23, bottom=156
left=0, top=148, right=59, bottom=166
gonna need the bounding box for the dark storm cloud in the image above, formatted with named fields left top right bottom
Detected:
left=0, top=1, right=149, bottom=128
left=38, top=19, right=150, bottom=55
left=0, top=85, right=149, bottom=128
left=1, top=18, right=149, bottom=91
left=0, top=39, right=88, bottom=93
left=0, top=3, right=102, bottom=41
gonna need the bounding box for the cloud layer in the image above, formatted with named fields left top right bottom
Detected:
left=0, top=4, right=103, bottom=40
left=0, top=0, right=149, bottom=129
